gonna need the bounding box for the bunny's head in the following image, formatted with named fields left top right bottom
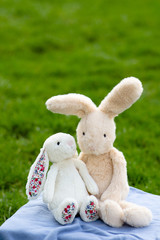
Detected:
left=43, top=133, right=76, bottom=162
left=46, top=77, right=143, bottom=156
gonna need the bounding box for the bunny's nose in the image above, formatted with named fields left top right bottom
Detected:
left=89, top=145, right=95, bottom=152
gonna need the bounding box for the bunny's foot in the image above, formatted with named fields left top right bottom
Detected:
left=120, top=201, right=152, bottom=227
left=99, top=200, right=124, bottom=227
left=80, top=196, right=99, bottom=222
left=52, top=199, right=78, bottom=225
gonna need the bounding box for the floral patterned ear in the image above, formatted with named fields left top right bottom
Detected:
left=26, top=148, right=49, bottom=200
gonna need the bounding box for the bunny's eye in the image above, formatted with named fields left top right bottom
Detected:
left=104, top=134, right=106, bottom=138
left=83, top=132, right=85, bottom=136
left=57, top=142, right=60, bottom=145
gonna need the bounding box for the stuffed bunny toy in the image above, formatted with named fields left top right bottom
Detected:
left=26, top=133, right=99, bottom=225
left=45, top=77, right=152, bottom=228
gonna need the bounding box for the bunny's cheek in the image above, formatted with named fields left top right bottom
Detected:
left=78, top=141, right=91, bottom=154
left=67, top=140, right=75, bottom=147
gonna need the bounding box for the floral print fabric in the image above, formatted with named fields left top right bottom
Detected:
left=29, top=151, right=46, bottom=198
left=85, top=201, right=98, bottom=220
left=62, top=203, right=75, bottom=223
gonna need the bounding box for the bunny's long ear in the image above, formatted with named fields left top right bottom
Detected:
left=46, top=94, right=97, bottom=118
left=99, top=77, right=143, bottom=117
left=26, top=148, right=49, bottom=200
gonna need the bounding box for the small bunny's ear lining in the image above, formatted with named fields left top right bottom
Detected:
left=26, top=148, right=49, bottom=200
left=46, top=94, right=97, bottom=118
left=99, top=77, right=143, bottom=117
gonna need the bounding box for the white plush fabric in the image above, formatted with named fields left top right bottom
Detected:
left=26, top=133, right=99, bottom=225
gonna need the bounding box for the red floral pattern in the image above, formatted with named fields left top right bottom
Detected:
left=85, top=201, right=98, bottom=220
left=62, top=203, right=75, bottom=223
left=29, top=151, right=46, bottom=198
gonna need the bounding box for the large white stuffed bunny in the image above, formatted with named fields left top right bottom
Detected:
left=26, top=133, right=99, bottom=225
left=46, top=77, right=152, bottom=228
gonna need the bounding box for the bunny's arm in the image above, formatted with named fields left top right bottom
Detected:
left=43, top=164, right=59, bottom=204
left=74, top=158, right=99, bottom=195
left=100, top=148, right=129, bottom=202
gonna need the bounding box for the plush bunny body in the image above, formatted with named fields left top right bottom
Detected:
left=26, top=133, right=99, bottom=225
left=46, top=77, right=152, bottom=228
left=76, top=111, right=129, bottom=203
left=48, top=159, right=88, bottom=208
left=79, top=151, right=128, bottom=201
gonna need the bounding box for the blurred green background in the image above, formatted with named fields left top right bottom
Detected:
left=0, top=0, right=160, bottom=225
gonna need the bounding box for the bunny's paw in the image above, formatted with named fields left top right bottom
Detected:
left=62, top=202, right=77, bottom=223
left=80, top=196, right=99, bottom=222
left=53, top=199, right=78, bottom=225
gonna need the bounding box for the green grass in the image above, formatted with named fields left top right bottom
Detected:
left=0, top=0, right=160, bottom=225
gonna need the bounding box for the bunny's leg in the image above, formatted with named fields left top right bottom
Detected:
left=80, top=195, right=99, bottom=222
left=51, top=199, right=78, bottom=225
left=99, top=200, right=124, bottom=227
left=120, top=200, right=152, bottom=227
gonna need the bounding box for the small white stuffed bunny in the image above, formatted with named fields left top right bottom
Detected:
left=26, top=133, right=99, bottom=225
left=46, top=77, right=152, bottom=228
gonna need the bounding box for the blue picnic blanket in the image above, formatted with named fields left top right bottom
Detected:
left=0, top=187, right=160, bottom=240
